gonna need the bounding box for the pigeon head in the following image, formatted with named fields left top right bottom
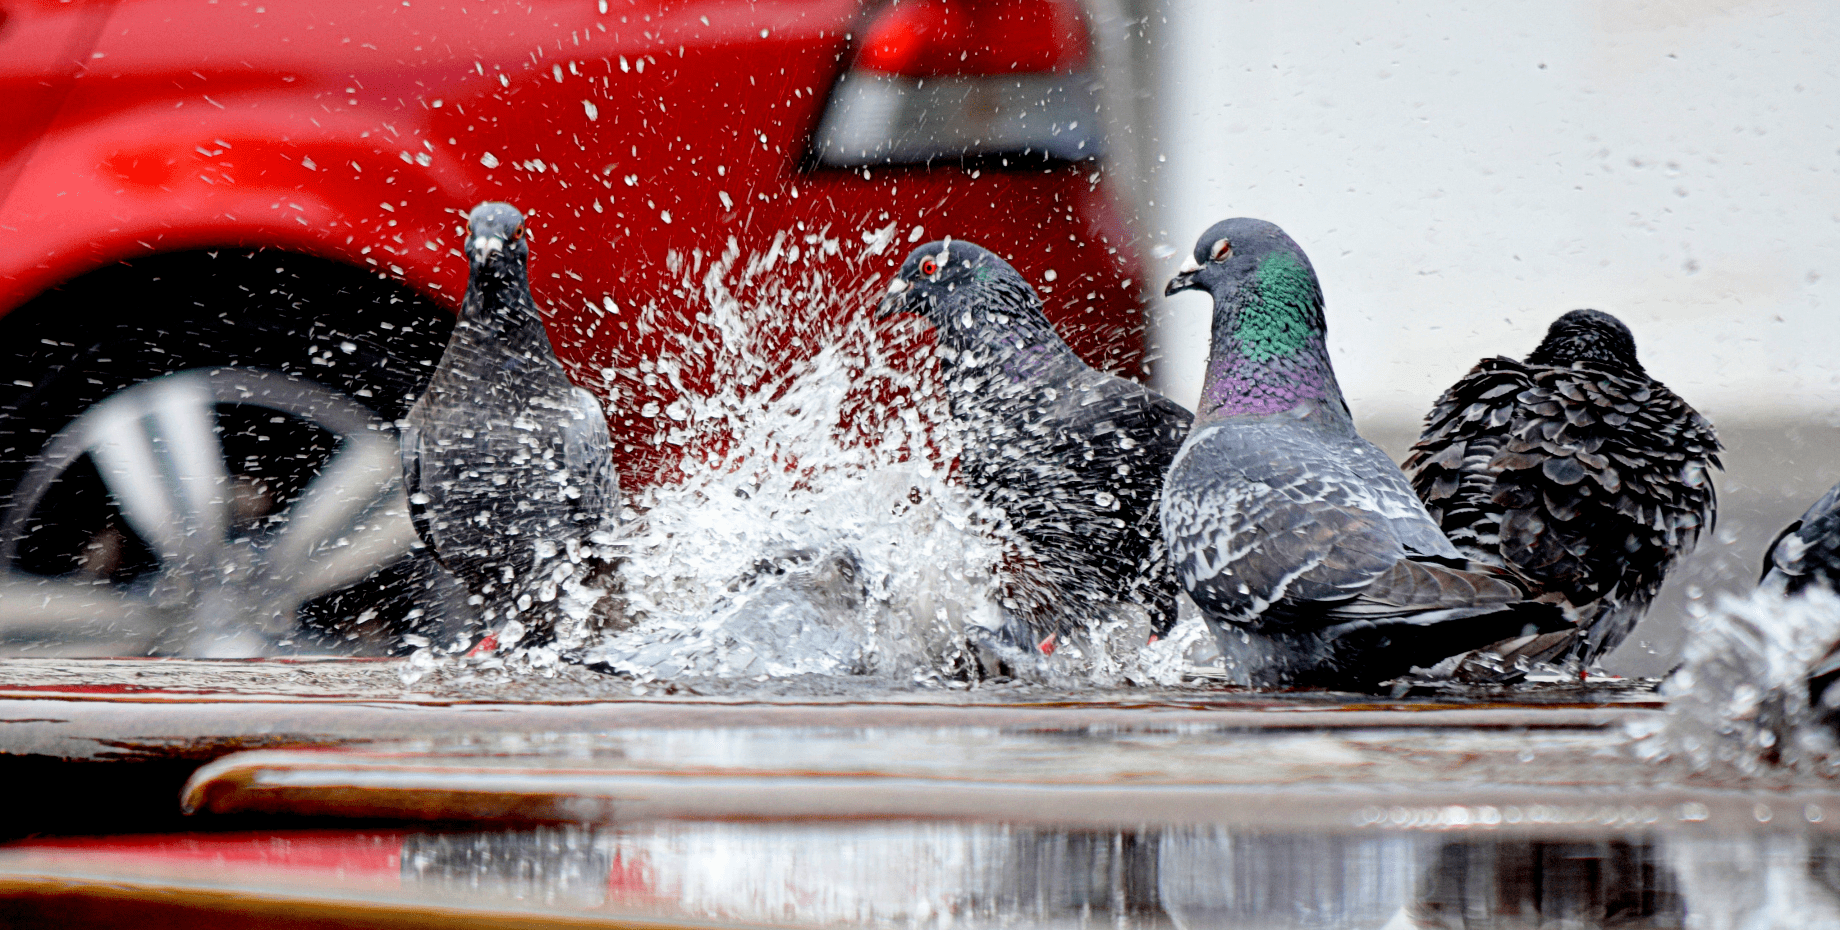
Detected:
left=1166, top=219, right=1345, bottom=423
left=877, top=239, right=1041, bottom=331
left=1164, top=218, right=1320, bottom=307
left=465, top=201, right=530, bottom=270
left=459, top=201, right=545, bottom=331
left=1524, top=309, right=1646, bottom=374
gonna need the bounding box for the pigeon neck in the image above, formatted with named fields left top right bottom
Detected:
left=933, top=285, right=1078, bottom=385
left=1196, top=253, right=1350, bottom=429
left=462, top=261, right=548, bottom=341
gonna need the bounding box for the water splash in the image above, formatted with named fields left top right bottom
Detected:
left=570, top=229, right=1199, bottom=688
left=401, top=226, right=1213, bottom=690
left=580, top=229, right=992, bottom=684
left=1630, top=586, right=1840, bottom=775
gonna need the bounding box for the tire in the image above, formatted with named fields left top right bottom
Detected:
left=0, top=249, right=474, bottom=656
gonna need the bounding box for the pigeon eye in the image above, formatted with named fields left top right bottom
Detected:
left=1209, top=238, right=1232, bottom=262
left=512, top=224, right=527, bottom=241
left=919, top=257, right=939, bottom=276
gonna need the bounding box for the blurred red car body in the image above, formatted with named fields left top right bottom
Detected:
left=0, top=0, right=1146, bottom=481
left=0, top=0, right=1149, bottom=652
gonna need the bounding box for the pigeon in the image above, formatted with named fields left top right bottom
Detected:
left=401, top=202, right=620, bottom=651
left=584, top=546, right=875, bottom=680
left=1761, top=482, right=1840, bottom=707
left=1763, top=482, right=1840, bottom=597
left=1160, top=218, right=1563, bottom=690
left=878, top=239, right=1192, bottom=646
left=1404, top=309, right=1720, bottom=668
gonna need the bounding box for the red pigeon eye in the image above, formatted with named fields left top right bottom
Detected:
left=1209, top=238, right=1232, bottom=261
left=919, top=257, right=938, bottom=276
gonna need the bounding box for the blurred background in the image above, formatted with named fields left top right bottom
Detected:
left=1, top=0, right=1836, bottom=673
left=1127, top=0, right=1840, bottom=674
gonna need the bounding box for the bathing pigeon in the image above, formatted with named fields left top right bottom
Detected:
left=879, top=239, right=1192, bottom=643
left=582, top=546, right=875, bottom=680
left=401, top=202, right=620, bottom=650
left=1160, top=218, right=1562, bottom=690
left=1763, top=482, right=1840, bottom=597
left=1762, top=482, right=1840, bottom=705
left=1404, top=309, right=1720, bottom=667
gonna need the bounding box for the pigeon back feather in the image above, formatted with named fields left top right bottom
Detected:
left=1405, top=310, right=1721, bottom=664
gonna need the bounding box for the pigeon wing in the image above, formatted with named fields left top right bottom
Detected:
left=560, top=385, right=619, bottom=533
left=1343, top=433, right=1462, bottom=561
left=1403, top=356, right=1531, bottom=565
left=1164, top=424, right=1411, bottom=630
left=1167, top=421, right=1523, bottom=631
left=1059, top=374, right=1193, bottom=633
left=398, top=414, right=438, bottom=553
left=1765, top=481, right=1840, bottom=593
left=957, top=367, right=1191, bottom=632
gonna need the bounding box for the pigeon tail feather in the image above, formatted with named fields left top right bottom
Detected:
left=1219, top=600, right=1568, bottom=691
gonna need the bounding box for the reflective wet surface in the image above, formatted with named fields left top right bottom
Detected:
left=15, top=823, right=1840, bottom=928
left=0, top=662, right=1830, bottom=926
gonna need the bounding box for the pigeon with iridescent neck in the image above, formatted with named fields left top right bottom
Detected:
left=401, top=201, right=620, bottom=653
left=1160, top=218, right=1563, bottom=690
left=880, top=239, right=1192, bottom=648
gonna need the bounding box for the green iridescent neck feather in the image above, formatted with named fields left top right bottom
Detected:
left=1200, top=251, right=1346, bottom=426
left=1229, top=252, right=1324, bottom=363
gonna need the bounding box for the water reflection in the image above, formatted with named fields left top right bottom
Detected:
left=403, top=823, right=1166, bottom=926
left=18, top=819, right=1840, bottom=926
left=1157, top=830, right=1418, bottom=928
left=383, top=824, right=1822, bottom=928
left=1409, top=840, right=1681, bottom=929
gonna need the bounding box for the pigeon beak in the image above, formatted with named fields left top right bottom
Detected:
left=876, top=276, right=911, bottom=320
left=470, top=235, right=506, bottom=262
left=1163, top=255, right=1203, bottom=296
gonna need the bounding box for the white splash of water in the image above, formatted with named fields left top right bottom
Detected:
left=1630, top=586, right=1840, bottom=774
left=579, top=231, right=1001, bottom=684
left=405, top=227, right=1203, bottom=690
left=572, top=230, right=1191, bottom=688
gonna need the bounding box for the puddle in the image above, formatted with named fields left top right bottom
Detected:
left=12, top=823, right=1840, bottom=927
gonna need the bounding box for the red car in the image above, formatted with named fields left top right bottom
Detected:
left=0, top=0, right=1149, bottom=654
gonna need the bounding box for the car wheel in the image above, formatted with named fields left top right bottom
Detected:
left=0, top=249, right=472, bottom=656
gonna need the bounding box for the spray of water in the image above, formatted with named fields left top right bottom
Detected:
left=399, top=225, right=1214, bottom=690
left=1629, top=586, right=1840, bottom=775
left=586, top=228, right=998, bottom=685
left=548, top=227, right=1200, bottom=689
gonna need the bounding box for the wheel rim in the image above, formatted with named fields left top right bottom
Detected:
left=0, top=367, right=419, bottom=656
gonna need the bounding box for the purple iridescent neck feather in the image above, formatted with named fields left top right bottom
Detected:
left=1196, top=252, right=1350, bottom=430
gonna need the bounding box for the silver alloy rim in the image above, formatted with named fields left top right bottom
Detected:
left=0, top=367, right=418, bottom=656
